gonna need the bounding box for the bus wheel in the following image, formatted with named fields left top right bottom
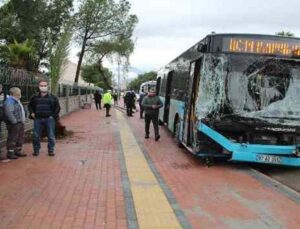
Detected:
left=174, top=121, right=183, bottom=148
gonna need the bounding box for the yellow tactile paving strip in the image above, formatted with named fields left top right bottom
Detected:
left=116, top=111, right=181, bottom=228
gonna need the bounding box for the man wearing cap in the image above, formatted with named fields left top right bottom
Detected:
left=102, top=89, right=113, bottom=117
left=142, top=88, right=163, bottom=141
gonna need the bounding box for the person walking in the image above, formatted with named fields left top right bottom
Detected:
left=125, top=90, right=136, bottom=117
left=28, top=79, right=60, bottom=156
left=112, top=92, right=118, bottom=105
left=142, top=88, right=163, bottom=141
left=3, top=87, right=27, bottom=159
left=94, top=90, right=102, bottom=110
left=102, top=89, right=113, bottom=117
left=139, top=91, right=146, bottom=119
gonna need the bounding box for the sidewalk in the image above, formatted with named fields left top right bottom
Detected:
left=0, top=105, right=300, bottom=229
left=0, top=108, right=126, bottom=229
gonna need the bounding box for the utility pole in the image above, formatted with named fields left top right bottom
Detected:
left=117, top=58, right=121, bottom=100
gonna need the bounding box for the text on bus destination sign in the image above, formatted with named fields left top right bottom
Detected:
left=223, top=37, right=300, bottom=57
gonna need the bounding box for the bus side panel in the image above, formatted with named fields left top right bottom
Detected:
left=159, top=96, right=165, bottom=123
left=167, top=99, right=185, bottom=132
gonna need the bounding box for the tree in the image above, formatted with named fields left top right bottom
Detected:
left=49, top=20, right=73, bottom=95
left=74, top=0, right=138, bottom=83
left=82, top=63, right=113, bottom=89
left=88, top=36, right=134, bottom=65
left=276, top=31, right=294, bottom=37
left=127, top=71, right=157, bottom=91
left=0, top=39, right=37, bottom=70
left=0, top=0, right=73, bottom=69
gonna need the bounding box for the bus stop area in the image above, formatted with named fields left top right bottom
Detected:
left=0, top=107, right=300, bottom=229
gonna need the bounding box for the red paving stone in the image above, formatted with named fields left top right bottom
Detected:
left=126, top=108, right=300, bottom=229
left=0, top=108, right=126, bottom=229
left=1, top=104, right=300, bottom=229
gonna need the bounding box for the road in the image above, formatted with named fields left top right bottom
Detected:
left=253, top=165, right=300, bottom=193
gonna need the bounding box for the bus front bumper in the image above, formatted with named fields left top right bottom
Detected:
left=198, top=122, right=300, bottom=167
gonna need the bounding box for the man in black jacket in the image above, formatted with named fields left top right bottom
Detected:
left=93, top=90, right=102, bottom=110
left=0, top=84, right=6, bottom=161
left=125, top=90, right=136, bottom=117
left=28, top=79, right=60, bottom=156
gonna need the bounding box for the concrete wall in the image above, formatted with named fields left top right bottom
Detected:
left=0, top=94, right=93, bottom=147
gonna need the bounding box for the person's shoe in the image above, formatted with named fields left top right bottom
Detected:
left=155, top=135, right=160, bottom=141
left=48, top=151, right=55, bottom=157
left=15, top=152, right=27, bottom=157
left=145, top=134, right=149, bottom=139
left=32, top=152, right=39, bottom=156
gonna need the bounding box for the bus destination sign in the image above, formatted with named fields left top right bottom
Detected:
left=223, top=37, right=300, bottom=57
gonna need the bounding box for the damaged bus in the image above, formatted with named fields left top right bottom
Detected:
left=157, top=33, right=300, bottom=167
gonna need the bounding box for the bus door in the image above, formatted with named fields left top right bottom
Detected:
left=183, top=59, right=202, bottom=146
left=163, top=71, right=173, bottom=123
left=156, top=77, right=161, bottom=95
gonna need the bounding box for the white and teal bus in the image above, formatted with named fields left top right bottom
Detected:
left=139, top=81, right=157, bottom=94
left=157, top=33, right=300, bottom=167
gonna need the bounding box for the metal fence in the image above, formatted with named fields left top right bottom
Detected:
left=0, top=67, right=99, bottom=102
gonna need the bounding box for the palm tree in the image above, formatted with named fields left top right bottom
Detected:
left=0, top=39, right=37, bottom=70
left=49, top=20, right=73, bottom=95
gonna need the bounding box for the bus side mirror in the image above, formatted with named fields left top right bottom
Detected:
left=197, top=43, right=207, bottom=53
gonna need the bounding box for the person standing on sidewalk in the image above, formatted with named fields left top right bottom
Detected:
left=3, top=87, right=27, bottom=159
left=102, top=89, right=113, bottom=117
left=112, top=92, right=118, bottom=105
left=28, top=79, right=60, bottom=156
left=94, top=90, right=102, bottom=110
left=138, top=91, right=146, bottom=119
left=125, top=90, right=136, bottom=117
left=142, top=88, right=163, bottom=141
left=0, top=84, right=10, bottom=162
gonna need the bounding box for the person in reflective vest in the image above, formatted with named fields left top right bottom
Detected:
left=102, top=90, right=113, bottom=117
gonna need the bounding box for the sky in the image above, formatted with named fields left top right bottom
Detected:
left=124, top=0, right=300, bottom=73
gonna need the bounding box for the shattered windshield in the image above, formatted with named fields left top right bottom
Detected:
left=196, top=54, right=300, bottom=126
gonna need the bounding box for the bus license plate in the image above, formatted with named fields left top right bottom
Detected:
left=256, top=154, right=282, bottom=164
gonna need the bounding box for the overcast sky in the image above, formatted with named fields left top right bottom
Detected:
left=126, top=0, right=300, bottom=72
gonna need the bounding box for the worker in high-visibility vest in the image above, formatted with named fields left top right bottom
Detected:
left=102, top=90, right=113, bottom=117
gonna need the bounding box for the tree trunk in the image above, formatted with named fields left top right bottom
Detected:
left=75, top=38, right=87, bottom=83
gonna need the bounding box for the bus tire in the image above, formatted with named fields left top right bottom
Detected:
left=174, top=121, right=183, bottom=148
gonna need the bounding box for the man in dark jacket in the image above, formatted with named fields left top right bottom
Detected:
left=125, top=90, right=136, bottom=117
left=142, top=88, right=163, bottom=141
left=3, top=87, right=27, bottom=159
left=94, top=90, right=102, bottom=110
left=28, top=79, right=60, bottom=156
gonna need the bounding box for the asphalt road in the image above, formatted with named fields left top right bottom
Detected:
left=252, top=165, right=300, bottom=193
